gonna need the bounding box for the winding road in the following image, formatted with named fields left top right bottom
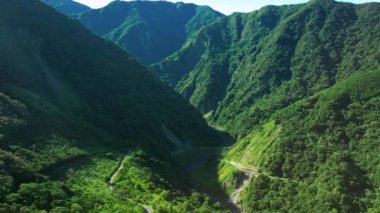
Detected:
left=225, top=161, right=257, bottom=208
left=108, top=153, right=128, bottom=191
left=229, top=176, right=250, bottom=205
left=107, top=153, right=154, bottom=213
left=142, top=204, right=154, bottom=213
left=226, top=160, right=291, bottom=181
left=226, top=160, right=291, bottom=210
left=226, top=161, right=259, bottom=174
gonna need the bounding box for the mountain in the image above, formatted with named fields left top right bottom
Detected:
left=220, top=69, right=380, bottom=212
left=76, top=0, right=224, bottom=64
left=153, top=0, right=380, bottom=136
left=41, top=0, right=90, bottom=15
left=0, top=0, right=225, bottom=212
left=3, top=0, right=380, bottom=212
left=152, top=0, right=380, bottom=211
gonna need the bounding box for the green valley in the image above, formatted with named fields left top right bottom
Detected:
left=0, top=0, right=226, bottom=212
left=153, top=0, right=380, bottom=212
left=2, top=0, right=380, bottom=212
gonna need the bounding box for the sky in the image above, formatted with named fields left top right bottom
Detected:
left=75, top=0, right=380, bottom=15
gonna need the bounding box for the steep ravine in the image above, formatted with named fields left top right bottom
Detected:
left=225, top=161, right=258, bottom=211
left=229, top=176, right=250, bottom=207
left=225, top=160, right=293, bottom=211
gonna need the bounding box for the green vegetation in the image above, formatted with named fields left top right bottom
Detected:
left=153, top=0, right=380, bottom=211
left=154, top=0, right=380, bottom=137
left=217, top=161, right=243, bottom=195
left=2, top=0, right=380, bottom=212
left=110, top=150, right=226, bottom=212
left=75, top=1, right=224, bottom=64
left=221, top=70, right=380, bottom=212
left=1, top=150, right=227, bottom=212
left=41, top=0, right=90, bottom=15
left=0, top=0, right=224, bottom=212
left=174, top=147, right=227, bottom=197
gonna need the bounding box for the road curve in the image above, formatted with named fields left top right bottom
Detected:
left=229, top=176, right=250, bottom=205
left=226, top=161, right=258, bottom=174
left=142, top=204, right=154, bottom=213
left=108, top=153, right=128, bottom=191
left=107, top=153, right=154, bottom=212
left=226, top=160, right=291, bottom=209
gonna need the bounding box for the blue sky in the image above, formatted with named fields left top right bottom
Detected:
left=75, top=0, right=380, bottom=14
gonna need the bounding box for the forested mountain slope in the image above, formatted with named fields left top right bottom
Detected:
left=3, top=0, right=380, bottom=212
left=76, top=1, right=224, bottom=64
left=0, top=0, right=224, bottom=211
left=153, top=1, right=380, bottom=211
left=153, top=0, right=380, bottom=137
left=41, top=0, right=90, bottom=15
left=219, top=70, right=380, bottom=212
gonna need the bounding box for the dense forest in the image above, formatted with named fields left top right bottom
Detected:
left=220, top=70, right=380, bottom=212
left=70, top=0, right=223, bottom=64
left=154, top=0, right=380, bottom=136
left=0, top=0, right=226, bottom=212
left=153, top=0, right=380, bottom=211
left=2, top=0, right=380, bottom=212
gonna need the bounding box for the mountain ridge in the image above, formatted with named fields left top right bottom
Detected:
left=74, top=0, right=224, bottom=64
left=0, top=0, right=226, bottom=211
left=151, top=1, right=380, bottom=211
left=41, top=0, right=90, bottom=14
left=1, top=0, right=379, bottom=212
left=153, top=0, right=380, bottom=137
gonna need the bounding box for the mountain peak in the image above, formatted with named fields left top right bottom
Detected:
left=76, top=0, right=224, bottom=64
left=41, top=0, right=90, bottom=14
left=308, top=0, right=336, bottom=7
